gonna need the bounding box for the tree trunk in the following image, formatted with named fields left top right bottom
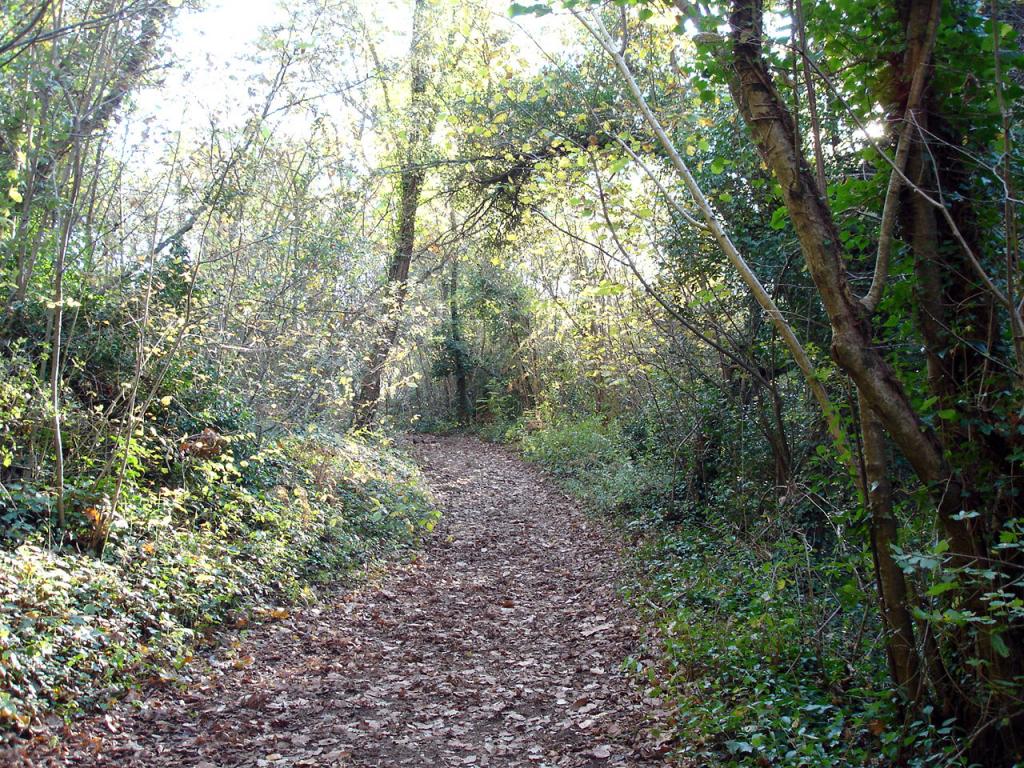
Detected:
left=728, top=0, right=1022, bottom=759
left=449, top=259, right=472, bottom=424
left=351, top=0, right=430, bottom=430
left=893, top=4, right=1024, bottom=756
left=727, top=0, right=980, bottom=557
left=352, top=167, right=424, bottom=429
left=859, top=395, right=922, bottom=707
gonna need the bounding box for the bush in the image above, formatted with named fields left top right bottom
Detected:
left=0, top=433, right=437, bottom=737
left=514, top=417, right=965, bottom=768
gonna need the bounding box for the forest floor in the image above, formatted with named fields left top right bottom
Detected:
left=16, top=436, right=674, bottom=767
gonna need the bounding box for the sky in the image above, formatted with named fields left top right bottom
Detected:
left=131, top=0, right=573, bottom=142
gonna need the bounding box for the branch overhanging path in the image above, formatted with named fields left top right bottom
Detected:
left=570, top=10, right=853, bottom=467
left=26, top=437, right=673, bottom=768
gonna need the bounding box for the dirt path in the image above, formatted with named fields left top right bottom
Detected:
left=23, top=436, right=671, bottom=767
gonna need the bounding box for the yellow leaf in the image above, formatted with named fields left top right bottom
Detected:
left=8, top=187, right=22, bottom=204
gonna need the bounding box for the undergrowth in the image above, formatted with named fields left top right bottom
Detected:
left=0, top=252, right=440, bottom=740
left=0, top=433, right=437, bottom=738
left=511, top=416, right=967, bottom=768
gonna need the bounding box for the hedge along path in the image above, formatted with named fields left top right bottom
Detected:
left=21, top=436, right=674, bottom=767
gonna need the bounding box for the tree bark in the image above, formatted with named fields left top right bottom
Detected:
left=351, top=166, right=424, bottom=429
left=859, top=395, right=922, bottom=706
left=351, top=0, right=431, bottom=429
left=449, top=259, right=473, bottom=424
left=728, top=0, right=1023, bottom=758
left=727, top=0, right=980, bottom=562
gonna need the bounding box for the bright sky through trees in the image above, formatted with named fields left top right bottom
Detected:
left=133, top=0, right=571, bottom=137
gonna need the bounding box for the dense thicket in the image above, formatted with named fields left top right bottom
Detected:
left=1, top=0, right=1022, bottom=765
left=0, top=0, right=443, bottom=733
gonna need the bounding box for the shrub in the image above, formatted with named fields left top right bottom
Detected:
left=0, top=433, right=437, bottom=737
left=514, top=417, right=963, bottom=767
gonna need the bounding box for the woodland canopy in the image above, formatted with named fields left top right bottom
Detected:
left=1, top=0, right=1023, bottom=765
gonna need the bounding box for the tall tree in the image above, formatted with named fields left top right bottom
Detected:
left=546, top=0, right=1024, bottom=760
left=352, top=0, right=435, bottom=429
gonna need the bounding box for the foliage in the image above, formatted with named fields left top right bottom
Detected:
left=3, top=0, right=1024, bottom=763
left=518, top=417, right=966, bottom=767
left=0, top=432, right=436, bottom=733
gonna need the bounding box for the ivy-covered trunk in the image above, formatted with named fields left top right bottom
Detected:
left=728, top=0, right=1023, bottom=761
left=893, top=1, right=1024, bottom=756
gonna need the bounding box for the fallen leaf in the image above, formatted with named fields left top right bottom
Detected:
left=582, top=622, right=614, bottom=637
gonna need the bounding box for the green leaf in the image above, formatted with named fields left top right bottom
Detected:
left=509, top=3, right=551, bottom=17
left=770, top=206, right=788, bottom=230
left=726, top=740, right=754, bottom=754
left=926, top=580, right=958, bottom=597
left=951, top=509, right=980, bottom=521
left=609, top=156, right=629, bottom=174
left=593, top=280, right=626, bottom=297
left=991, top=634, right=1011, bottom=658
